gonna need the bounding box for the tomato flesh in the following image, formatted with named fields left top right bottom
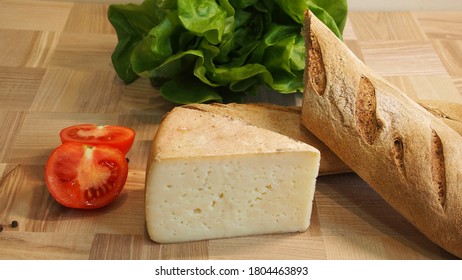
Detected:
left=45, top=142, right=128, bottom=209
left=60, top=124, right=135, bottom=154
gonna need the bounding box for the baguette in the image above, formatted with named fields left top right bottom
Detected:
left=301, top=10, right=462, bottom=258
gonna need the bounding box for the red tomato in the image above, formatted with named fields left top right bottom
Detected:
left=45, top=142, right=129, bottom=209
left=60, top=124, right=136, bottom=154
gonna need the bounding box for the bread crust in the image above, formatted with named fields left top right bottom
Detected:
left=301, top=10, right=462, bottom=258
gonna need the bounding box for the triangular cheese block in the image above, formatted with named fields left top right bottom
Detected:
left=145, top=106, right=320, bottom=243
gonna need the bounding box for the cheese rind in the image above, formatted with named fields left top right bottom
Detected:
left=184, top=103, right=351, bottom=175
left=145, top=106, right=320, bottom=243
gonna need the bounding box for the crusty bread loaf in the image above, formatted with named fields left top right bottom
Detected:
left=184, top=103, right=350, bottom=175
left=301, top=10, right=462, bottom=258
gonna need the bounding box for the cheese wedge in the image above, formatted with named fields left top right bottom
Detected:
left=145, top=106, right=320, bottom=243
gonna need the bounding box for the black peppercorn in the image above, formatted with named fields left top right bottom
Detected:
left=11, top=220, right=18, bottom=228
left=0, top=224, right=3, bottom=232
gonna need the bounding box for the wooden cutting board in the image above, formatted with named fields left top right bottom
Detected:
left=1, top=0, right=461, bottom=260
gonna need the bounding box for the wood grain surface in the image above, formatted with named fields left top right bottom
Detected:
left=1, top=0, right=461, bottom=260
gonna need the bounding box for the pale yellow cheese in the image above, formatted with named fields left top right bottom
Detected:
left=145, top=106, right=320, bottom=243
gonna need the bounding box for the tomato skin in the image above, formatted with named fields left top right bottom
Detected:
left=59, top=124, right=136, bottom=154
left=45, top=142, right=129, bottom=209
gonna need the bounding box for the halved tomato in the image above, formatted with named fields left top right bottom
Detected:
left=45, top=142, right=129, bottom=209
left=60, top=124, right=136, bottom=154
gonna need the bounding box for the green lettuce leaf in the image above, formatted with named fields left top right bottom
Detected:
left=108, top=0, right=348, bottom=104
